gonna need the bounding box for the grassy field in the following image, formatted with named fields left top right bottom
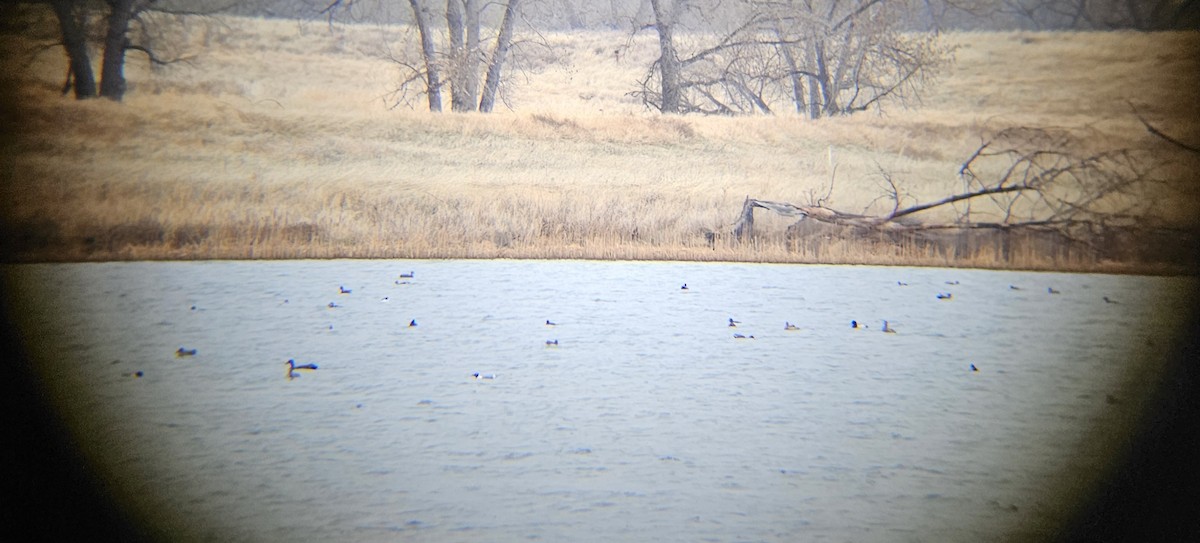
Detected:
left=1, top=7, right=1198, bottom=269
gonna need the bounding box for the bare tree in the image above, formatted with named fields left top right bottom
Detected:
left=46, top=0, right=224, bottom=101
left=478, top=0, right=521, bottom=112
left=647, top=0, right=683, bottom=113
left=408, top=0, right=443, bottom=111
left=445, top=0, right=480, bottom=111
left=634, top=0, right=953, bottom=117
left=731, top=125, right=1185, bottom=262
left=49, top=0, right=96, bottom=99
left=337, top=0, right=524, bottom=112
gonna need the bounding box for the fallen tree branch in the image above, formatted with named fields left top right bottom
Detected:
left=733, top=124, right=1171, bottom=251
left=1130, top=101, right=1200, bottom=155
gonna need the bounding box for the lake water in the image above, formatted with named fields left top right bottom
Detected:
left=3, top=260, right=1193, bottom=542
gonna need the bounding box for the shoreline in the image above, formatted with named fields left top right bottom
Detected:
left=2, top=245, right=1192, bottom=276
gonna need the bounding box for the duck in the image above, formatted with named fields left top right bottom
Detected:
left=851, top=320, right=869, bottom=329
left=125, top=370, right=144, bottom=378
left=1009, top=285, right=1021, bottom=290
left=409, top=319, right=418, bottom=327
left=175, top=347, right=197, bottom=357
left=381, top=296, right=390, bottom=302
left=936, top=292, right=953, bottom=300
left=970, top=364, right=979, bottom=372
left=472, top=372, right=496, bottom=380
left=680, top=284, right=688, bottom=290
left=286, top=359, right=318, bottom=371
left=733, top=333, right=755, bottom=339
left=897, top=281, right=908, bottom=286
left=399, top=271, right=415, bottom=279
left=945, top=280, right=959, bottom=285
left=546, top=339, right=558, bottom=346
left=784, top=322, right=799, bottom=331
left=328, top=302, right=340, bottom=308
left=1048, top=287, right=1061, bottom=294
left=339, top=286, right=352, bottom=294
left=1103, top=296, right=1118, bottom=304
left=881, top=320, right=896, bottom=334
left=545, top=320, right=556, bottom=326
left=728, top=318, right=741, bottom=327
left=851, top=320, right=860, bottom=329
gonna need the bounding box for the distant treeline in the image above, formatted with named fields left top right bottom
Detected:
left=172, top=0, right=1199, bottom=32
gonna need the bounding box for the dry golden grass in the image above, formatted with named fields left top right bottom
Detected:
left=1, top=8, right=1198, bottom=269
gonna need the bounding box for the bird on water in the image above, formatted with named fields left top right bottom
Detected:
left=399, top=271, right=415, bottom=279
left=409, top=319, right=418, bottom=327
left=339, top=286, right=352, bottom=294
left=176, top=347, right=197, bottom=357
left=286, top=359, right=318, bottom=371
left=881, top=321, right=896, bottom=334
left=285, top=359, right=317, bottom=380
left=784, top=322, right=799, bottom=331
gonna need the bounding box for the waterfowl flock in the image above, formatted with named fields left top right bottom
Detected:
left=152, top=269, right=1124, bottom=387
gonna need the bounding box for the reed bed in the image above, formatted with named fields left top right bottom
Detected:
left=2, top=7, right=1198, bottom=270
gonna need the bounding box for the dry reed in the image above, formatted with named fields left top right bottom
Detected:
left=1, top=7, right=1197, bottom=271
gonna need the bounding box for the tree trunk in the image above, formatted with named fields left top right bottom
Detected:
left=774, top=28, right=804, bottom=114
left=478, top=0, right=520, bottom=113
left=464, top=0, right=480, bottom=108
left=100, top=0, right=135, bottom=101
left=806, top=43, right=824, bottom=119
left=650, top=0, right=681, bottom=113
left=446, top=0, right=472, bottom=111
left=49, top=0, right=96, bottom=99
left=409, top=0, right=442, bottom=112
left=814, top=41, right=839, bottom=117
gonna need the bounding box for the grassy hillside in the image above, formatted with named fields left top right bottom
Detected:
left=2, top=8, right=1198, bottom=269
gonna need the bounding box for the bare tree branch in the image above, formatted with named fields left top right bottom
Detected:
left=1129, top=101, right=1200, bottom=155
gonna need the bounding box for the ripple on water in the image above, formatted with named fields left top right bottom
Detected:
left=2, top=260, right=1190, bottom=543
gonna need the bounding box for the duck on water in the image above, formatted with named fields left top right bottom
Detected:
left=286, top=359, right=318, bottom=380
left=286, top=359, right=318, bottom=371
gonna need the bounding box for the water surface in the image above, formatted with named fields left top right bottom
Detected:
left=4, top=260, right=1190, bottom=542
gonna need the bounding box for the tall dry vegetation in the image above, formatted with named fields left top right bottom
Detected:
left=1, top=7, right=1197, bottom=269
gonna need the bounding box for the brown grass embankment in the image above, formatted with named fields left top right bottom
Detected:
left=1, top=9, right=1197, bottom=270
